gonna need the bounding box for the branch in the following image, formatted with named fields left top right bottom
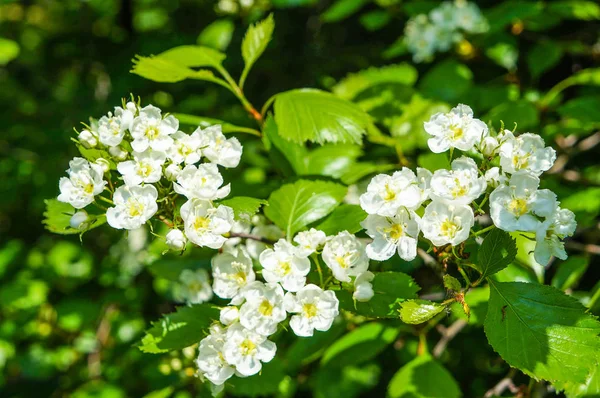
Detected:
left=229, top=232, right=275, bottom=244
left=88, top=304, right=117, bottom=379
left=484, top=369, right=519, bottom=398
left=433, top=319, right=467, bottom=358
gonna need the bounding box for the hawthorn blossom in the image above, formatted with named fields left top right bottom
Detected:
left=58, top=158, right=106, bottom=209
left=294, top=228, right=327, bottom=256
left=283, top=284, right=339, bottom=337
left=165, top=229, right=186, bottom=251
left=420, top=201, right=474, bottom=246
left=180, top=199, right=234, bottom=249
left=106, top=185, right=158, bottom=229
left=196, top=324, right=235, bottom=386
left=173, top=268, right=213, bottom=304
left=174, top=163, right=231, bottom=200
left=499, top=131, right=556, bottom=176
left=78, top=129, right=98, bottom=148
left=223, top=323, right=276, bottom=377
left=259, top=239, right=310, bottom=292
left=117, top=149, right=166, bottom=186
left=424, top=104, right=488, bottom=153
left=534, top=207, right=576, bottom=265
left=197, top=125, right=243, bottom=168
left=361, top=209, right=420, bottom=261
left=430, top=157, right=487, bottom=205
left=353, top=271, right=375, bottom=302
left=97, top=102, right=136, bottom=147
left=238, top=282, right=286, bottom=336
left=130, top=104, right=178, bottom=153
left=212, top=247, right=256, bottom=299
left=220, top=306, right=240, bottom=326
left=167, top=131, right=202, bottom=165
left=322, top=231, right=369, bottom=283
left=359, top=168, right=424, bottom=217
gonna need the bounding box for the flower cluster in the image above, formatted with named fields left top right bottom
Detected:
left=57, top=100, right=243, bottom=251
left=404, top=0, right=488, bottom=63
left=360, top=104, right=575, bottom=266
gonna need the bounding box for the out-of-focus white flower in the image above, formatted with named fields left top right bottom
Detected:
left=97, top=103, right=136, bottom=147
left=361, top=208, right=420, bottom=261
left=165, top=229, right=186, bottom=251
left=429, top=2, right=459, bottom=31
left=499, top=132, right=556, bottom=176
left=223, top=323, right=276, bottom=377
left=322, top=231, right=369, bottom=283
left=454, top=0, right=488, bottom=33
left=130, top=105, right=178, bottom=153
left=359, top=168, right=424, bottom=217
left=430, top=157, right=486, bottom=205
left=117, top=149, right=166, bottom=186
left=58, top=157, right=106, bottom=209
left=353, top=271, right=375, bottom=302
left=283, top=284, right=339, bottom=337
left=405, top=15, right=438, bottom=63
left=421, top=201, right=474, bottom=246
left=484, top=167, right=506, bottom=188
left=197, top=324, right=235, bottom=386
left=69, top=210, right=90, bottom=230
left=246, top=224, right=284, bottom=259
left=164, top=163, right=181, bottom=181
left=197, top=125, right=243, bottom=168
left=180, top=199, right=234, bottom=249
left=259, top=239, right=310, bottom=292
left=534, top=207, right=576, bottom=265
left=106, top=185, right=158, bottom=230
left=293, top=228, right=327, bottom=256
left=108, top=146, right=128, bottom=161
left=167, top=131, right=202, bottom=165
left=220, top=306, right=239, bottom=326
left=490, top=172, right=557, bottom=232
left=238, top=281, right=286, bottom=336
left=212, top=247, right=256, bottom=299
left=78, top=129, right=98, bottom=149
left=174, top=268, right=213, bottom=304
left=424, top=104, right=488, bottom=153
left=174, top=163, right=231, bottom=200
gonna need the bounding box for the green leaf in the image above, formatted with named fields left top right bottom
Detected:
left=264, top=179, right=347, bottom=238
left=336, top=272, right=420, bottom=318
left=321, top=0, right=369, bottom=23
left=219, top=196, right=268, bottom=220
left=273, top=89, right=372, bottom=144
left=241, top=14, right=274, bottom=86
left=0, top=279, right=49, bottom=312
left=551, top=256, right=589, bottom=291
left=146, top=257, right=209, bottom=282
left=557, top=96, right=600, bottom=124
left=547, top=1, right=600, bottom=20
left=475, top=229, right=517, bottom=279
left=142, top=387, right=174, bottom=398
left=321, top=322, right=398, bottom=367
left=316, top=204, right=367, bottom=235
left=228, top=359, right=286, bottom=397
left=484, top=1, right=543, bottom=33
left=0, top=38, right=20, bottom=65
left=139, top=304, right=219, bottom=353
left=315, top=362, right=381, bottom=398
left=484, top=281, right=600, bottom=385
left=333, top=63, right=418, bottom=101
left=388, top=354, right=462, bottom=398
left=443, top=275, right=462, bottom=292
left=399, top=299, right=446, bottom=324
left=286, top=321, right=346, bottom=372
left=483, top=100, right=540, bottom=130
left=528, top=41, right=564, bottom=79
left=418, top=60, right=473, bottom=103
left=562, top=356, right=600, bottom=397
left=43, top=199, right=106, bottom=235
left=197, top=19, right=235, bottom=51
left=451, top=286, right=490, bottom=326
left=359, top=10, right=392, bottom=31
left=152, top=45, right=226, bottom=68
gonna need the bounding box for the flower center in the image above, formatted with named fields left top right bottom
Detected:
left=303, top=303, right=318, bottom=318
left=383, top=184, right=396, bottom=201
left=258, top=299, right=274, bottom=316
left=440, top=219, right=459, bottom=239
left=385, top=223, right=404, bottom=240
left=239, top=339, right=256, bottom=356
left=127, top=200, right=145, bottom=217
left=451, top=178, right=468, bottom=198
left=194, top=216, right=210, bottom=231
left=145, top=126, right=160, bottom=140
left=278, top=261, right=291, bottom=275
left=509, top=198, right=528, bottom=217
left=450, top=125, right=464, bottom=140
left=137, top=162, right=153, bottom=178
left=512, top=154, right=529, bottom=170
left=335, top=255, right=348, bottom=269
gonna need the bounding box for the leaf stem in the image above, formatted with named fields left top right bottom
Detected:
left=312, top=253, right=324, bottom=287
left=471, top=224, right=495, bottom=238
left=215, top=65, right=263, bottom=126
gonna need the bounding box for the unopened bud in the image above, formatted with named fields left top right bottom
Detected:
left=95, top=158, right=110, bottom=173
left=108, top=146, right=128, bottom=161
left=166, top=229, right=186, bottom=251
left=70, top=210, right=90, bottom=230
left=164, top=163, right=181, bottom=181
left=78, top=130, right=97, bottom=149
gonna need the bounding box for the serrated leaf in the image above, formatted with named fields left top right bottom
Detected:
left=400, top=299, right=446, bottom=325
left=264, top=179, right=346, bottom=238
left=139, top=304, right=219, bottom=353
left=333, top=63, right=418, bottom=101
left=443, top=275, right=462, bottom=292
left=241, top=14, right=274, bottom=85
left=336, top=272, right=420, bottom=318
left=484, top=280, right=600, bottom=386
left=475, top=229, right=517, bottom=279
left=43, top=199, right=106, bottom=235
left=219, top=196, right=268, bottom=220
left=273, top=89, right=372, bottom=144
left=388, top=354, right=462, bottom=398
left=228, top=359, right=286, bottom=397
left=316, top=204, right=367, bottom=235
left=154, top=45, right=226, bottom=68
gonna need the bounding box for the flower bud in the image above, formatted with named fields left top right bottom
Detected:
left=78, top=130, right=97, bottom=149
left=108, top=146, right=128, bottom=161
left=164, top=163, right=181, bottom=181
left=480, top=136, right=499, bottom=157
left=95, top=158, right=110, bottom=173
left=219, top=306, right=239, bottom=326
left=353, top=271, right=375, bottom=302
left=70, top=210, right=90, bottom=230
left=166, top=229, right=186, bottom=251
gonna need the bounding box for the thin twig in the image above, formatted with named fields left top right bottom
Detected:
left=484, top=369, right=519, bottom=398
left=433, top=319, right=467, bottom=358
left=230, top=232, right=275, bottom=244
left=88, top=304, right=117, bottom=379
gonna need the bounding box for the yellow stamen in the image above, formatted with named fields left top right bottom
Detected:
left=509, top=198, right=528, bottom=217
left=303, top=303, right=318, bottom=318
left=385, top=224, right=404, bottom=240
left=258, top=300, right=274, bottom=316
left=440, top=219, right=459, bottom=239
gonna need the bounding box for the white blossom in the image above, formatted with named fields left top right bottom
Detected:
left=174, top=163, right=231, bottom=200
left=353, top=271, right=375, bottom=302
left=259, top=239, right=310, bottom=292
left=484, top=167, right=507, bottom=188
left=246, top=224, right=284, bottom=259
left=78, top=129, right=98, bottom=148
left=69, top=210, right=90, bottom=230
left=499, top=132, right=556, bottom=176
left=283, top=284, right=339, bottom=337
left=489, top=172, right=557, bottom=232
left=167, top=130, right=202, bottom=165
left=421, top=201, right=474, bottom=246
left=478, top=136, right=500, bottom=157
left=359, top=168, right=424, bottom=217
left=322, top=231, right=369, bottom=283
left=97, top=103, right=136, bottom=147
left=173, top=268, right=213, bottom=304
left=196, top=324, right=235, bottom=386
left=106, top=185, right=158, bottom=229
left=405, top=15, right=438, bottom=63
left=424, top=104, right=488, bottom=153
left=130, top=104, right=178, bottom=153
left=454, top=0, right=488, bottom=33
left=212, top=247, right=255, bottom=299
left=293, top=228, right=327, bottom=256
left=165, top=229, right=186, bottom=251
left=238, top=282, right=286, bottom=336
left=117, top=149, right=166, bottom=186
left=180, top=199, right=234, bottom=249
left=197, top=125, right=243, bottom=168
left=430, top=157, right=487, bottom=205
left=95, top=158, right=110, bottom=174
left=223, top=323, right=276, bottom=377
left=534, top=207, right=576, bottom=265
left=58, top=157, right=106, bottom=209
left=108, top=146, right=128, bottom=161
left=164, top=163, right=181, bottom=181
left=220, top=306, right=240, bottom=326
left=361, top=208, right=420, bottom=261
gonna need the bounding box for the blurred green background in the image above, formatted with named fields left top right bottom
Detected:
left=1, top=0, right=600, bottom=397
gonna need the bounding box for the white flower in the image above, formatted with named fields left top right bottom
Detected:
left=165, top=229, right=186, bottom=251
left=181, top=199, right=234, bottom=249
left=322, top=231, right=369, bottom=283
left=478, top=136, right=500, bottom=157
left=106, top=185, right=158, bottom=229
left=69, top=210, right=90, bottom=230
left=429, top=2, right=459, bottom=31
left=167, top=131, right=202, bottom=165
left=405, top=15, right=438, bottom=63
left=95, top=158, right=110, bottom=174
left=353, top=271, right=375, bottom=302
left=421, top=201, right=474, bottom=246
left=283, top=284, right=339, bottom=337
left=293, top=228, right=327, bottom=256
left=173, top=163, right=231, bottom=200
left=484, top=167, right=507, bottom=188
left=361, top=208, right=420, bottom=261
left=197, top=324, right=235, bottom=386
left=424, top=104, right=488, bottom=153
left=454, top=1, right=488, bottom=33
left=417, top=167, right=433, bottom=202
left=246, top=224, right=284, bottom=259
left=58, top=157, right=106, bottom=209
left=359, top=168, right=424, bottom=217
left=164, top=163, right=181, bottom=181
left=430, top=157, right=487, bottom=205
left=108, top=146, right=128, bottom=161
left=197, top=125, right=243, bottom=168
left=534, top=207, right=576, bottom=265
left=259, top=239, right=310, bottom=292
left=97, top=103, right=136, bottom=147
left=130, top=104, right=178, bottom=153
left=220, top=306, right=239, bottom=326
left=78, top=129, right=98, bottom=148
left=117, top=149, right=166, bottom=186
left=212, top=247, right=256, bottom=299
left=490, top=172, right=557, bottom=232
left=238, top=281, right=286, bottom=336
left=173, top=268, right=213, bottom=304
left=499, top=132, right=556, bottom=176
left=223, top=323, right=276, bottom=377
